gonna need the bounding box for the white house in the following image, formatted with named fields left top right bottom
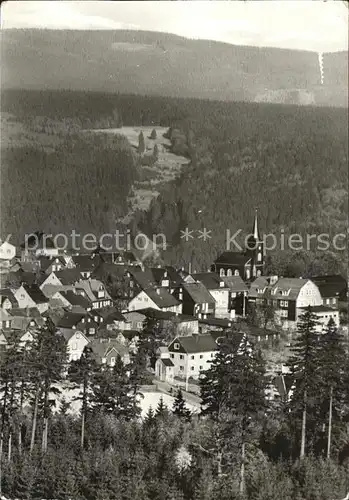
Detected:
left=128, top=287, right=182, bottom=314
left=15, top=284, right=49, bottom=314
left=168, top=334, right=218, bottom=381
left=269, top=278, right=339, bottom=332
left=0, top=241, right=16, bottom=262
left=155, top=346, right=175, bottom=384
left=59, top=329, right=89, bottom=362
left=192, top=272, right=230, bottom=319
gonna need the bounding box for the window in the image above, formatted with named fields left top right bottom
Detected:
left=199, top=365, right=203, bottom=370
left=5, top=320, right=10, bottom=328
left=174, top=343, right=180, bottom=350
left=72, top=343, right=77, bottom=350
left=191, top=355, right=195, bottom=359
left=219, top=268, right=225, bottom=277
left=89, top=328, right=95, bottom=335
left=180, top=366, right=184, bottom=371
left=179, top=355, right=184, bottom=360
left=199, top=354, right=203, bottom=359
left=170, top=353, right=174, bottom=359
left=94, top=316, right=98, bottom=322
left=257, top=252, right=262, bottom=262
left=227, top=269, right=232, bottom=277
left=102, top=357, right=107, bottom=364
left=76, top=333, right=80, bottom=339
left=191, top=366, right=194, bottom=371
left=234, top=269, right=240, bottom=276
left=211, top=353, right=215, bottom=357
left=110, top=357, right=116, bottom=365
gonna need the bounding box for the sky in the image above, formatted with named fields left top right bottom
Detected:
left=1, top=1, right=348, bottom=52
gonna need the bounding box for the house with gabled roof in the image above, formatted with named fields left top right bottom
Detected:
left=192, top=272, right=230, bottom=319
left=223, top=275, right=249, bottom=317
left=0, top=240, right=16, bottom=262
left=37, top=256, right=68, bottom=275
left=14, top=284, right=49, bottom=313
left=52, top=290, right=92, bottom=311
left=150, top=266, right=184, bottom=291
left=74, top=279, right=112, bottom=309
left=168, top=334, right=218, bottom=380
left=71, top=254, right=101, bottom=278
left=155, top=346, right=174, bottom=383
left=58, top=329, right=89, bottom=362
left=180, top=282, right=215, bottom=319
left=269, top=277, right=337, bottom=331
left=310, top=275, right=347, bottom=308
left=128, top=287, right=182, bottom=314
left=0, top=329, right=35, bottom=350
left=0, top=289, right=19, bottom=310
left=88, top=338, right=130, bottom=367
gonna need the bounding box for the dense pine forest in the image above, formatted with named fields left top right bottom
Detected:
left=1, top=313, right=349, bottom=500
left=1, top=89, right=348, bottom=275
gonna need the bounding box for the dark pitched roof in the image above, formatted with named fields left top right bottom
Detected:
left=169, top=334, right=218, bottom=354
left=214, top=252, right=251, bottom=266
left=59, top=291, right=91, bottom=309
left=57, top=312, right=86, bottom=329
left=72, top=254, right=100, bottom=272
left=198, top=317, right=232, bottom=328
left=222, top=276, right=249, bottom=292
left=144, top=288, right=180, bottom=309
left=38, top=256, right=66, bottom=272
left=55, top=268, right=83, bottom=285
left=128, top=268, right=157, bottom=290
left=161, top=358, right=174, bottom=367
left=89, top=339, right=129, bottom=361
left=93, top=307, right=125, bottom=322
left=192, top=272, right=227, bottom=290
left=310, top=275, right=347, bottom=298
left=0, top=289, right=19, bottom=307
left=22, top=284, right=49, bottom=304
left=183, top=282, right=215, bottom=305
left=269, top=278, right=308, bottom=301
left=150, top=266, right=184, bottom=287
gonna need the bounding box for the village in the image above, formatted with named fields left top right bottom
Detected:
left=0, top=211, right=347, bottom=413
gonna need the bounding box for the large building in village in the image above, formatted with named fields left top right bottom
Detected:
left=212, top=210, right=265, bottom=280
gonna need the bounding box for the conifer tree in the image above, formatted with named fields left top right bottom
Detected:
left=27, top=318, right=68, bottom=454
left=150, top=128, right=157, bottom=140
left=138, top=131, right=145, bottom=154
left=69, top=346, right=98, bottom=449
left=200, top=332, right=268, bottom=493
left=288, top=308, right=321, bottom=459
left=155, top=396, right=170, bottom=419
left=172, top=389, right=192, bottom=422
left=317, top=318, right=347, bottom=459
left=92, top=356, right=140, bottom=420
left=153, top=143, right=159, bottom=162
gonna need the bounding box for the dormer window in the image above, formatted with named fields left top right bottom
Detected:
left=174, top=343, right=180, bottom=350
left=220, top=268, right=225, bottom=277
left=219, top=281, right=225, bottom=288
left=234, top=270, right=240, bottom=276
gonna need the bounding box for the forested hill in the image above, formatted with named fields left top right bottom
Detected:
left=1, top=29, right=347, bottom=107
left=1, top=90, right=347, bottom=276
left=136, top=100, right=348, bottom=272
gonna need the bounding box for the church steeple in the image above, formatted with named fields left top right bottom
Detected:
left=245, top=208, right=265, bottom=278
left=252, top=208, right=260, bottom=240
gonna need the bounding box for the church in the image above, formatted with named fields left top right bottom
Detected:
left=211, top=210, right=265, bottom=281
